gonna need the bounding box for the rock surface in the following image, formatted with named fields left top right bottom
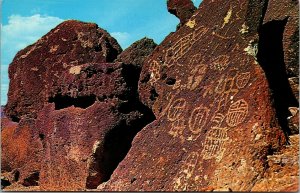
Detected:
left=34, top=62, right=154, bottom=191
left=115, top=37, right=157, bottom=68
left=98, top=0, right=293, bottom=191
left=251, top=135, right=299, bottom=192
left=1, top=0, right=299, bottom=192
left=4, top=20, right=122, bottom=121
left=167, top=0, right=196, bottom=27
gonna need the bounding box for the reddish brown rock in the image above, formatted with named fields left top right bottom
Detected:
left=98, top=0, right=289, bottom=191
left=167, top=0, right=196, bottom=27
left=1, top=118, right=43, bottom=187
left=115, top=37, right=157, bottom=68
left=251, top=135, right=299, bottom=192
left=5, top=20, right=122, bottom=121
left=30, top=62, right=154, bottom=191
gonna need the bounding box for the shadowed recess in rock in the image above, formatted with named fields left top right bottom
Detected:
left=257, top=18, right=299, bottom=136
left=48, top=94, right=97, bottom=110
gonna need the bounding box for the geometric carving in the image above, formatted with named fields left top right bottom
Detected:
left=188, top=105, right=210, bottom=135
left=226, top=99, right=248, bottom=127
left=173, top=152, right=199, bottom=191
left=202, top=126, right=228, bottom=162
left=167, top=98, right=187, bottom=121
left=169, top=118, right=186, bottom=139
left=187, top=64, right=207, bottom=91
left=236, top=72, right=251, bottom=88
left=149, top=60, right=161, bottom=85
left=210, top=55, right=230, bottom=71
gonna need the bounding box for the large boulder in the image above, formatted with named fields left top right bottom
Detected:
left=34, top=62, right=154, bottom=191
left=167, top=0, right=196, bottom=28
left=115, top=37, right=157, bottom=68
left=5, top=20, right=122, bottom=121
left=98, top=0, right=290, bottom=191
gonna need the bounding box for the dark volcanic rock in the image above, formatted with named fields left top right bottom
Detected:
left=1, top=118, right=43, bottom=187
left=115, top=37, right=157, bottom=68
left=98, top=0, right=289, bottom=191
left=167, top=0, right=196, bottom=27
left=32, top=62, right=154, bottom=191
left=5, top=20, right=122, bottom=121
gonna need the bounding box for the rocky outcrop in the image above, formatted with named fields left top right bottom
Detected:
left=98, top=0, right=295, bottom=191
left=1, top=0, right=298, bottom=192
left=115, top=37, right=157, bottom=68
left=2, top=22, right=156, bottom=191
left=4, top=20, right=122, bottom=121
left=34, top=62, right=154, bottom=191
left=167, top=0, right=196, bottom=27
left=251, top=134, right=299, bottom=192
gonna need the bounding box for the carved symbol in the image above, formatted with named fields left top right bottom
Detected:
left=187, top=62, right=207, bottom=91
left=169, top=118, right=186, bottom=139
left=210, top=55, right=230, bottom=71
left=167, top=98, right=187, bottom=121
left=236, top=72, right=250, bottom=88
left=149, top=60, right=161, bottom=85
left=173, top=152, right=199, bottom=191
left=214, top=73, right=239, bottom=111
left=212, top=113, right=225, bottom=127
left=188, top=106, right=210, bottom=135
left=226, top=99, right=248, bottom=127
left=164, top=25, right=209, bottom=68
left=202, top=126, right=228, bottom=162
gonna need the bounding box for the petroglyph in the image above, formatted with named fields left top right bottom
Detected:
left=164, top=25, right=208, bottom=67
left=236, top=72, right=251, bottom=88
left=226, top=99, right=249, bottom=127
left=167, top=98, right=187, bottom=121
left=187, top=54, right=207, bottom=90
left=169, top=118, right=186, bottom=140
left=149, top=60, right=161, bottom=85
left=202, top=126, right=228, bottom=162
left=188, top=105, right=210, bottom=138
left=173, top=152, right=199, bottom=191
left=214, top=73, right=239, bottom=110
left=210, top=55, right=230, bottom=71
left=212, top=113, right=225, bottom=127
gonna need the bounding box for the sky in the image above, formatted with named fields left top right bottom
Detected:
left=1, top=0, right=202, bottom=105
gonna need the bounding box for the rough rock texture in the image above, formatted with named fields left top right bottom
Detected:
left=98, top=0, right=295, bottom=191
left=1, top=118, right=42, bottom=187
left=35, top=62, right=154, bottom=191
left=115, top=37, right=157, bottom=68
left=2, top=62, right=154, bottom=191
left=167, top=0, right=196, bottom=27
left=4, top=20, right=122, bottom=121
left=251, top=135, right=299, bottom=192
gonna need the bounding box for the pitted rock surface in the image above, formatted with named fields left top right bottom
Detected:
left=1, top=118, right=43, bottom=187
left=115, top=37, right=157, bottom=68
left=167, top=0, right=196, bottom=27
left=98, top=0, right=288, bottom=191
left=5, top=20, right=122, bottom=121
left=30, top=62, right=154, bottom=191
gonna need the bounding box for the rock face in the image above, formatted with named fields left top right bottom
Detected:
left=1, top=118, right=42, bottom=187
left=5, top=20, right=122, bottom=121
left=167, top=0, right=196, bottom=27
left=2, top=0, right=299, bottom=192
left=34, top=62, right=154, bottom=191
left=98, top=0, right=296, bottom=191
left=115, top=37, right=157, bottom=68
left=251, top=134, right=299, bottom=192
left=2, top=22, right=157, bottom=190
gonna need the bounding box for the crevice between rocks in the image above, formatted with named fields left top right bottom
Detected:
left=85, top=64, right=156, bottom=189
left=257, top=18, right=299, bottom=138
